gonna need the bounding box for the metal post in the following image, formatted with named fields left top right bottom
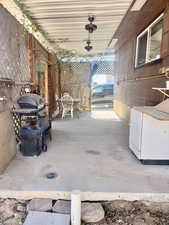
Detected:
left=71, top=190, right=81, bottom=225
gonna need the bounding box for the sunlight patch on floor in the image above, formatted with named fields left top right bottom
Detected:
left=91, top=104, right=111, bottom=109
left=91, top=110, right=121, bottom=121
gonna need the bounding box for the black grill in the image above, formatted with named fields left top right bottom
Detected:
left=13, top=94, right=51, bottom=156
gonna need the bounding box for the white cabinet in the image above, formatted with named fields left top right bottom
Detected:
left=129, top=107, right=169, bottom=163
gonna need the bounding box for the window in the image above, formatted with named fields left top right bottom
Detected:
left=135, top=14, right=163, bottom=67
left=137, top=32, right=148, bottom=66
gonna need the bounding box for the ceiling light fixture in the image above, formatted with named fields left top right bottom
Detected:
left=84, top=15, right=97, bottom=52
left=85, top=39, right=93, bottom=51
left=85, top=15, right=97, bottom=33
left=84, top=45, right=93, bottom=52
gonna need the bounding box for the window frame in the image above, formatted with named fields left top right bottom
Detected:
left=135, top=13, right=164, bottom=68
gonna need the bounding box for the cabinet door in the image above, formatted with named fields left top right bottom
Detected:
left=141, top=114, right=169, bottom=159
left=129, top=109, right=143, bottom=158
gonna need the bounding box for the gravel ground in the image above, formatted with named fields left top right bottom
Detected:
left=85, top=200, right=169, bottom=225
left=1, top=198, right=169, bottom=225
left=0, top=198, right=28, bottom=225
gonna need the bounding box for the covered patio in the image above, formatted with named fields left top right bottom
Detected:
left=0, top=108, right=169, bottom=194
left=0, top=0, right=169, bottom=205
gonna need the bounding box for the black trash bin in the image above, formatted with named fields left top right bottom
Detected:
left=19, top=125, right=42, bottom=156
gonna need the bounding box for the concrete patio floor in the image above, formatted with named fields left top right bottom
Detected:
left=0, top=109, right=169, bottom=193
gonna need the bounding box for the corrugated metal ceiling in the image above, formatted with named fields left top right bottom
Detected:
left=19, top=0, right=133, bottom=55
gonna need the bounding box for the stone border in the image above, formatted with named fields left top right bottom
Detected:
left=0, top=190, right=169, bottom=202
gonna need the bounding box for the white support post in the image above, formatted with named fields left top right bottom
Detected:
left=71, top=190, right=81, bottom=225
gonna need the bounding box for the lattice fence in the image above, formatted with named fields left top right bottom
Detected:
left=0, top=6, right=30, bottom=98
left=91, top=61, right=114, bottom=75
left=0, top=6, right=31, bottom=140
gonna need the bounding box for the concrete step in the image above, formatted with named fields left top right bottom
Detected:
left=23, top=211, right=70, bottom=225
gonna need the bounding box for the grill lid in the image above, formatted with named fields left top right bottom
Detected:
left=17, top=94, right=44, bottom=109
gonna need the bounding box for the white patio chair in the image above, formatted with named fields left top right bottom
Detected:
left=61, top=93, right=74, bottom=119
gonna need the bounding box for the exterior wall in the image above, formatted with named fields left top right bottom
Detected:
left=0, top=4, right=59, bottom=118
left=28, top=35, right=59, bottom=117
left=0, top=112, right=16, bottom=174
left=0, top=5, right=30, bottom=102
left=113, top=0, right=169, bottom=120
left=0, top=5, right=58, bottom=172
left=48, top=55, right=59, bottom=118
left=0, top=5, right=31, bottom=172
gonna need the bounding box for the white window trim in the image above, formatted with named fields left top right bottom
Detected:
left=135, top=13, right=164, bottom=68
